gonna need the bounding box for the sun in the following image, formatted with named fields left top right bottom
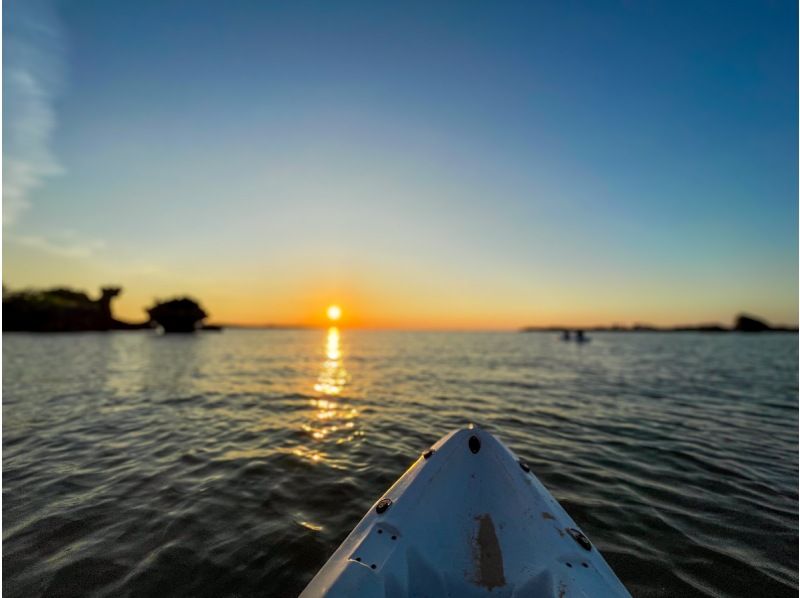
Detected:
left=326, top=305, right=342, bottom=322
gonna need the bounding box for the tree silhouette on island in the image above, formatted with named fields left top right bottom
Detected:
left=147, top=297, right=208, bottom=333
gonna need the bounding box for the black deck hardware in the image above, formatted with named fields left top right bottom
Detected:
left=468, top=435, right=481, bottom=453
left=567, top=527, right=592, bottom=551
left=375, top=498, right=392, bottom=514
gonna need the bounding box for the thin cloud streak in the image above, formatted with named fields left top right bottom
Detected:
left=3, top=0, right=65, bottom=225
left=7, top=232, right=105, bottom=259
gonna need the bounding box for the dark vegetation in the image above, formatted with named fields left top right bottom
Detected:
left=3, top=286, right=215, bottom=333
left=147, top=297, right=207, bottom=333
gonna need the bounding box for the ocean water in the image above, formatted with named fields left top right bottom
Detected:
left=3, top=329, right=797, bottom=597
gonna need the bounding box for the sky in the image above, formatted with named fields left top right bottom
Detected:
left=3, top=0, right=798, bottom=329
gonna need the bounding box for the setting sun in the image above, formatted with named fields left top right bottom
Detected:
left=326, top=305, right=342, bottom=322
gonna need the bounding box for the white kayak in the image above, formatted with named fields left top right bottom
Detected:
left=301, top=426, right=631, bottom=597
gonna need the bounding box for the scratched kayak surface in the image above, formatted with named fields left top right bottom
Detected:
left=302, top=427, right=630, bottom=597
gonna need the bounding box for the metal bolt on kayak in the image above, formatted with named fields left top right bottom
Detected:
left=301, top=427, right=631, bottom=597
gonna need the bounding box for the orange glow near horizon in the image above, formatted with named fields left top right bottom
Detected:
left=100, top=279, right=799, bottom=331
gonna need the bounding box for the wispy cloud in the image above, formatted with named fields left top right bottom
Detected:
left=3, top=0, right=65, bottom=226
left=7, top=231, right=105, bottom=259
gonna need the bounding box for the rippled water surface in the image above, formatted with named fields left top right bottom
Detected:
left=3, top=330, right=798, bottom=597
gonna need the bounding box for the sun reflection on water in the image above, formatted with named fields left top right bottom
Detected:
left=314, top=327, right=346, bottom=395
left=301, top=326, right=359, bottom=448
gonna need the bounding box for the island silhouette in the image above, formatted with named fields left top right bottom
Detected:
left=2, top=286, right=216, bottom=333
left=520, top=314, right=797, bottom=333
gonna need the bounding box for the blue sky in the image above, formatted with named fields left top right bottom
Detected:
left=3, top=0, right=798, bottom=327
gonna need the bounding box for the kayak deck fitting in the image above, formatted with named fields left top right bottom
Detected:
left=301, top=426, right=631, bottom=597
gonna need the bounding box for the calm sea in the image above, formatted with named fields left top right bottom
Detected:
left=3, top=330, right=797, bottom=597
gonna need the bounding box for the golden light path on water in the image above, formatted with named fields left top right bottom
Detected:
left=299, top=325, right=359, bottom=461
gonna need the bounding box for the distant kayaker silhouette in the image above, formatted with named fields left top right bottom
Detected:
left=561, top=330, right=571, bottom=341
left=575, top=330, right=589, bottom=343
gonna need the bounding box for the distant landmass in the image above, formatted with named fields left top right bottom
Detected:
left=2, top=286, right=221, bottom=333
left=520, top=314, right=798, bottom=333
left=3, top=285, right=796, bottom=334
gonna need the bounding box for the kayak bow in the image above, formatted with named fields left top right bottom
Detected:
left=301, top=426, right=631, bottom=597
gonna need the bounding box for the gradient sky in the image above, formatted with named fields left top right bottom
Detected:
left=3, top=0, right=798, bottom=328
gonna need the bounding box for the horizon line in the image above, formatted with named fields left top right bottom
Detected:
left=209, top=322, right=799, bottom=333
